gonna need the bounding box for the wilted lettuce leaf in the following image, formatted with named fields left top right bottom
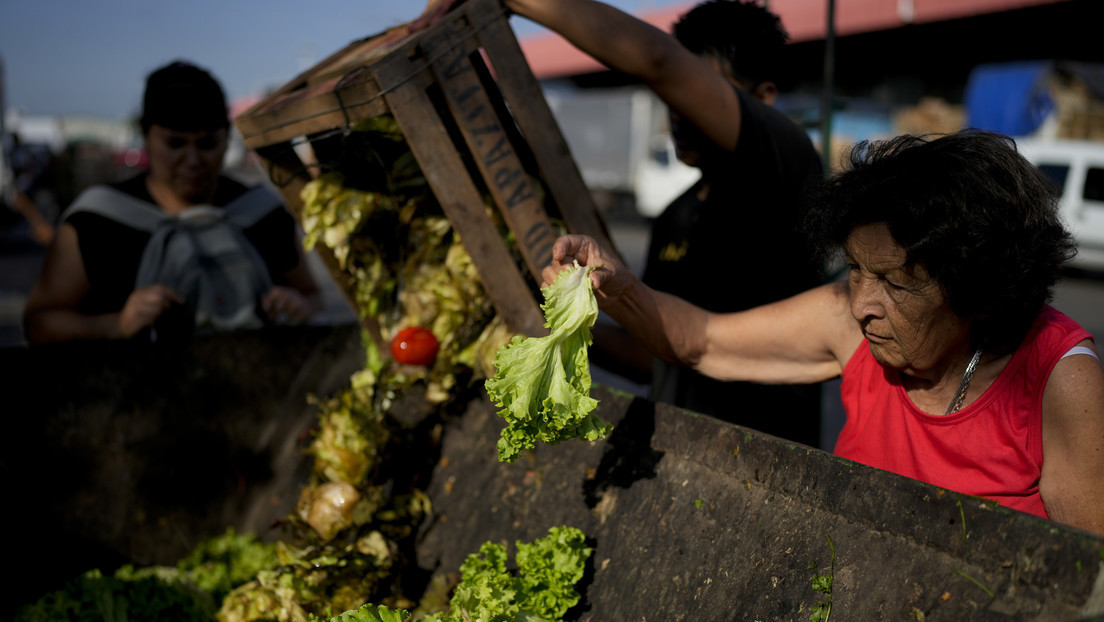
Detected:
left=485, top=261, right=612, bottom=462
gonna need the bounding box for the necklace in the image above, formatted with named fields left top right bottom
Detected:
left=945, top=348, right=983, bottom=415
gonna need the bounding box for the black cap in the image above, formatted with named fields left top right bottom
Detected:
left=140, top=60, right=229, bottom=133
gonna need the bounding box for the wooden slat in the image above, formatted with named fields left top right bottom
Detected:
left=382, top=78, right=547, bottom=338
left=471, top=0, right=621, bottom=258
left=239, top=76, right=391, bottom=150
left=253, top=145, right=313, bottom=214
left=413, top=20, right=558, bottom=282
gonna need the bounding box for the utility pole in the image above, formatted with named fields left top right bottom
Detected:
left=821, top=0, right=836, bottom=176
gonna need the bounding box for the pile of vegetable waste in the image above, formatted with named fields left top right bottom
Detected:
left=15, top=115, right=600, bottom=621
left=216, top=114, right=533, bottom=619
left=298, top=115, right=523, bottom=407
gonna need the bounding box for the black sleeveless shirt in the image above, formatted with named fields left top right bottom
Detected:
left=64, top=174, right=300, bottom=316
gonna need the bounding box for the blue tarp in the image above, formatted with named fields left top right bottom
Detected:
left=965, top=61, right=1054, bottom=137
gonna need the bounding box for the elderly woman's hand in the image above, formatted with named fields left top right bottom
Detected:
left=540, top=234, right=634, bottom=301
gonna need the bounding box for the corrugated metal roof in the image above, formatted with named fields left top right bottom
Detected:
left=519, top=0, right=1071, bottom=79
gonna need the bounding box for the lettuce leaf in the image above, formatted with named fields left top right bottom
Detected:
left=423, top=525, right=592, bottom=622
left=484, top=261, right=612, bottom=462
left=513, top=526, right=592, bottom=620
left=307, top=603, right=410, bottom=622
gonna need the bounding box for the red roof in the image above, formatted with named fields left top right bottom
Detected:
left=518, top=0, right=1069, bottom=79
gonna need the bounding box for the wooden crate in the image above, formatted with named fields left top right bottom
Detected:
left=235, top=0, right=618, bottom=338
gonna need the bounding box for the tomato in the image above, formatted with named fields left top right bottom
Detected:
left=390, top=326, right=439, bottom=366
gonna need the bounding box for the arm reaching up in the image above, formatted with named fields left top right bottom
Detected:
left=504, top=0, right=745, bottom=152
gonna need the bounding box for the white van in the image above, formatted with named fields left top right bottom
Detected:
left=1016, top=138, right=1104, bottom=273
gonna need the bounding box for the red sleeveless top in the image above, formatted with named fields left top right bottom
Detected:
left=834, top=306, right=1092, bottom=518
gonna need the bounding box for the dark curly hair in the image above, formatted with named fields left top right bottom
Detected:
left=672, top=0, right=789, bottom=89
left=804, top=130, right=1076, bottom=355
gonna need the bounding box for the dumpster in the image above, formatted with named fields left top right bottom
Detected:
left=418, top=384, right=1104, bottom=621
left=4, top=330, right=1103, bottom=620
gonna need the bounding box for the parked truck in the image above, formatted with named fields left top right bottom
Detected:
left=1018, top=138, right=1104, bottom=274
left=965, top=60, right=1104, bottom=274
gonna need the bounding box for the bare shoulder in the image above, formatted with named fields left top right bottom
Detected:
left=1044, top=339, right=1104, bottom=416
left=1040, top=338, right=1104, bottom=533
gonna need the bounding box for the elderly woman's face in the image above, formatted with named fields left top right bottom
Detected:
left=145, top=124, right=227, bottom=204
left=844, top=223, right=972, bottom=378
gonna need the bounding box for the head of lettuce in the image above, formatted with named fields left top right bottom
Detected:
left=485, top=261, right=613, bottom=462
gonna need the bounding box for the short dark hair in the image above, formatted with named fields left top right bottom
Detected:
left=140, top=60, right=229, bottom=134
left=805, top=130, right=1077, bottom=354
left=672, top=0, right=789, bottom=89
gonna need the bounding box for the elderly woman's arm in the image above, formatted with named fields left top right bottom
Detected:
left=1040, top=341, right=1104, bottom=535
left=543, top=234, right=859, bottom=385
left=698, top=283, right=859, bottom=384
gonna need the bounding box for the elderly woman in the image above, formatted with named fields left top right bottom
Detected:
left=544, top=131, right=1104, bottom=534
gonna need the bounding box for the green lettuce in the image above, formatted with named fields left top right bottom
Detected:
left=424, top=525, right=592, bottom=622
left=306, top=527, right=591, bottom=622
left=175, top=527, right=278, bottom=602
left=13, top=567, right=215, bottom=622
left=484, top=261, right=612, bottom=462
left=308, top=603, right=410, bottom=622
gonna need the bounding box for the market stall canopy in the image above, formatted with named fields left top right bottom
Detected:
left=517, top=0, right=1076, bottom=79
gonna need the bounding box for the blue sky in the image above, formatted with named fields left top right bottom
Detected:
left=0, top=1, right=674, bottom=121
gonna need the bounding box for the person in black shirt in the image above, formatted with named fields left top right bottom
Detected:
left=504, top=0, right=825, bottom=446
left=23, top=61, right=322, bottom=344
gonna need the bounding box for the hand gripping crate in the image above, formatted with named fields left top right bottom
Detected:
left=234, top=0, right=618, bottom=338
